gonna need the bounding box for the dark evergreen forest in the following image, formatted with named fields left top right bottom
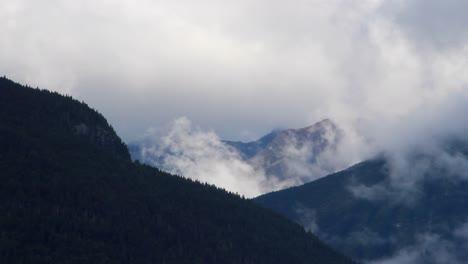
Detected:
left=0, top=77, right=355, bottom=264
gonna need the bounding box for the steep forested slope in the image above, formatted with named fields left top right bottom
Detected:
left=0, top=77, right=354, bottom=264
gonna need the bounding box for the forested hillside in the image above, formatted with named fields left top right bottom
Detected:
left=256, top=157, right=468, bottom=262
left=0, top=77, right=354, bottom=264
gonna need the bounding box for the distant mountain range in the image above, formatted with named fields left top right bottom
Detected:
left=0, top=77, right=355, bottom=263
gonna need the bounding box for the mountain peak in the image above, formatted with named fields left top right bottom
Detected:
left=223, top=119, right=344, bottom=185
left=294, top=119, right=335, bottom=132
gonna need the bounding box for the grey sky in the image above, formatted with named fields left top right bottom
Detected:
left=1, top=0, right=468, bottom=142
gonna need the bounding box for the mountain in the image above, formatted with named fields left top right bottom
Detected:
left=223, top=130, right=282, bottom=160
left=128, top=118, right=346, bottom=195
left=255, top=154, right=468, bottom=263
left=226, top=119, right=344, bottom=182
left=0, top=76, right=355, bottom=264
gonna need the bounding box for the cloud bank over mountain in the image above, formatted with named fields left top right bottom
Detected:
left=349, top=91, right=468, bottom=204
left=136, top=117, right=287, bottom=197
left=371, top=224, right=468, bottom=264
left=134, top=117, right=362, bottom=197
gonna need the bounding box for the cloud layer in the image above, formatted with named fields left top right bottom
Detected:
left=349, top=91, right=468, bottom=204
left=371, top=223, right=468, bottom=264
left=2, top=0, right=468, bottom=143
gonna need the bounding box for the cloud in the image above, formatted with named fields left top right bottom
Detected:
left=276, top=123, right=345, bottom=181
left=348, top=91, right=468, bottom=204
left=136, top=117, right=294, bottom=197
left=381, top=0, right=468, bottom=49
left=2, top=0, right=468, bottom=144
left=135, top=117, right=371, bottom=196
left=244, top=120, right=365, bottom=184
left=295, top=205, right=319, bottom=233
left=371, top=231, right=468, bottom=264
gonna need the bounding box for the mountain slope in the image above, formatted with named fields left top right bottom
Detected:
left=224, top=130, right=281, bottom=160
left=128, top=117, right=346, bottom=196
left=0, top=77, right=355, bottom=264
left=242, top=119, right=343, bottom=182
left=255, top=157, right=468, bottom=262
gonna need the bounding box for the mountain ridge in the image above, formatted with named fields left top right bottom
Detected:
left=255, top=153, right=468, bottom=263
left=223, top=129, right=281, bottom=160
left=0, top=76, right=355, bottom=264
left=239, top=118, right=343, bottom=182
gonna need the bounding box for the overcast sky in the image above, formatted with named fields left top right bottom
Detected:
left=2, top=0, right=468, bottom=142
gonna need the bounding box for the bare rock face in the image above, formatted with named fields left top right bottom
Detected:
left=226, top=119, right=344, bottom=183
left=249, top=119, right=343, bottom=181
left=129, top=118, right=346, bottom=188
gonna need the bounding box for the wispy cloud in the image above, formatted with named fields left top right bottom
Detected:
left=371, top=229, right=468, bottom=264
left=135, top=117, right=371, bottom=196
left=348, top=91, right=468, bottom=204
left=136, top=117, right=295, bottom=197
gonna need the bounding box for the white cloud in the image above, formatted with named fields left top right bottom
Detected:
left=349, top=91, right=468, bottom=204
left=137, top=117, right=294, bottom=197
left=136, top=117, right=371, bottom=196
left=381, top=0, right=468, bottom=50
left=2, top=0, right=468, bottom=144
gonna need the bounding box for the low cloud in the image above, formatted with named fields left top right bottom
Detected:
left=136, top=117, right=295, bottom=197
left=135, top=117, right=371, bottom=197
left=371, top=230, right=468, bottom=264
left=348, top=90, right=468, bottom=204
left=247, top=120, right=366, bottom=184
left=295, top=205, right=319, bottom=234
left=274, top=122, right=347, bottom=182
